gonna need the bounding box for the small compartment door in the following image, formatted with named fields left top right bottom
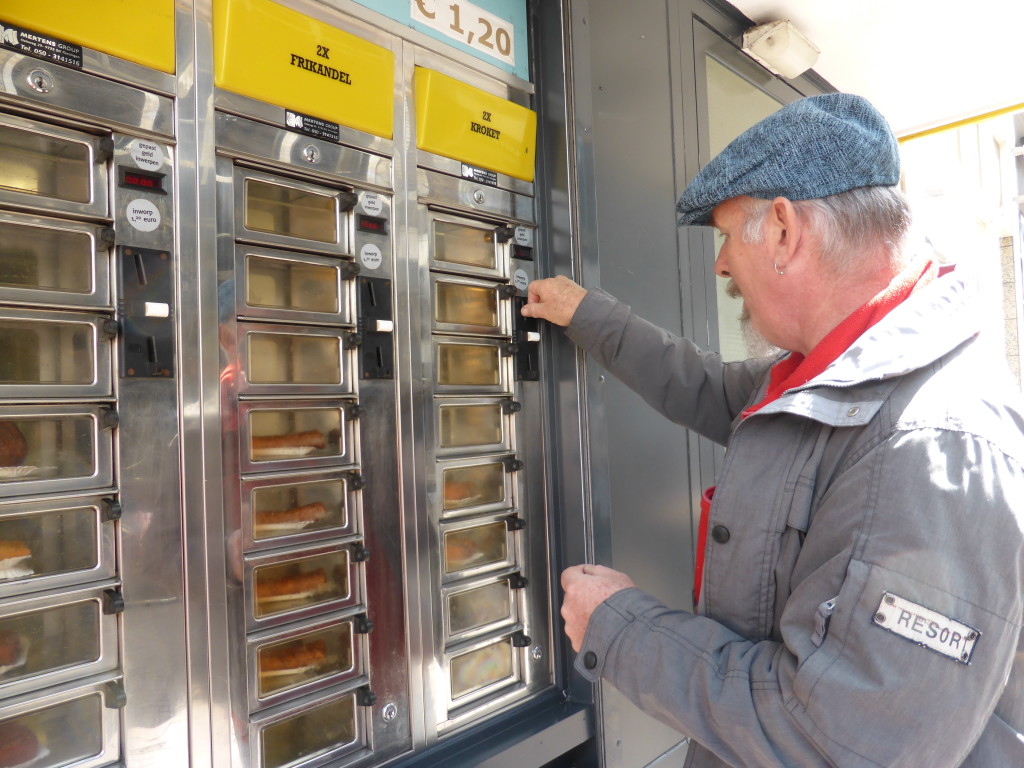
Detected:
left=0, top=308, right=113, bottom=400
left=233, top=166, right=351, bottom=255
left=0, top=112, right=110, bottom=220
left=430, top=273, right=511, bottom=337
left=235, top=245, right=356, bottom=325
left=0, top=210, right=112, bottom=309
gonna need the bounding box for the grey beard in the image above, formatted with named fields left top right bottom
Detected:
left=726, top=279, right=781, bottom=359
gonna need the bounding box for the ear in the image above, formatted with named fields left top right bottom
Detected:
left=768, top=197, right=802, bottom=261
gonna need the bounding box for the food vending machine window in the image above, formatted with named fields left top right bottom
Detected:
left=213, top=94, right=404, bottom=765
left=0, top=20, right=183, bottom=768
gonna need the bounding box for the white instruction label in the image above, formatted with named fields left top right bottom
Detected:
left=130, top=139, right=164, bottom=171
left=514, top=226, right=532, bottom=247
left=360, top=192, right=384, bottom=217
left=513, top=269, right=529, bottom=293
left=360, top=243, right=383, bottom=270
left=126, top=199, right=161, bottom=232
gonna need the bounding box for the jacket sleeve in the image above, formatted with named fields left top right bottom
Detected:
left=566, top=288, right=772, bottom=446
left=575, top=425, right=1024, bottom=767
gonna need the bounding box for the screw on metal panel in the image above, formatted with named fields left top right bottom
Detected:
left=967, top=631, right=978, bottom=640
left=874, top=612, right=886, bottom=623
left=884, top=595, right=895, bottom=605
left=531, top=646, right=543, bottom=661
left=962, top=652, right=970, bottom=662
left=27, top=69, right=53, bottom=93
left=472, top=189, right=486, bottom=204
left=382, top=703, right=398, bottom=721
left=302, top=145, right=320, bottom=163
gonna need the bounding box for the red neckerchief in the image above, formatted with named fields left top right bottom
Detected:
left=693, top=259, right=938, bottom=609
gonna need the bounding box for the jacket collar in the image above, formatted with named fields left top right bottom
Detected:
left=751, top=270, right=979, bottom=425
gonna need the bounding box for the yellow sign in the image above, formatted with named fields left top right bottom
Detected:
left=214, top=0, right=394, bottom=139
left=415, top=68, right=536, bottom=182
left=2, top=0, right=175, bottom=73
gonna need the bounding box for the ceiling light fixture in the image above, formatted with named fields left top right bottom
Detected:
left=741, top=20, right=820, bottom=80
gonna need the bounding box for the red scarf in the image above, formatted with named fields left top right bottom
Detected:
left=693, top=260, right=937, bottom=608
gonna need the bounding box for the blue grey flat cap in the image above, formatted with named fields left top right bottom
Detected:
left=676, top=93, right=900, bottom=226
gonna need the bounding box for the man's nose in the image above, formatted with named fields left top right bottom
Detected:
left=713, top=251, right=730, bottom=278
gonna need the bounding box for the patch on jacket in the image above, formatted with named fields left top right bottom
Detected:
left=872, top=592, right=980, bottom=664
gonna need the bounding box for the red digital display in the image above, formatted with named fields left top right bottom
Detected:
left=118, top=166, right=165, bottom=193
left=125, top=172, right=157, bottom=188
left=357, top=215, right=387, bottom=234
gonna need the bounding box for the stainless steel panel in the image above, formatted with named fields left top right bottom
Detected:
left=434, top=397, right=514, bottom=458
left=0, top=111, right=110, bottom=220
left=245, top=542, right=362, bottom=632
left=248, top=611, right=366, bottom=711
left=215, top=88, right=395, bottom=160
left=218, top=111, right=393, bottom=193
left=432, top=337, right=512, bottom=396
left=0, top=308, right=113, bottom=400
left=0, top=494, right=115, bottom=599
left=430, top=273, right=511, bottom=337
left=416, top=151, right=535, bottom=198
left=241, top=469, right=361, bottom=551
left=0, top=405, right=115, bottom=497
left=249, top=685, right=368, bottom=768
left=0, top=675, right=122, bottom=768
left=0, top=49, right=174, bottom=139
left=235, top=245, right=356, bottom=326
left=236, top=322, right=356, bottom=397
left=0, top=581, right=119, bottom=700
left=238, top=400, right=359, bottom=475
left=417, top=168, right=535, bottom=225
left=0, top=209, right=112, bottom=310
left=233, top=165, right=349, bottom=255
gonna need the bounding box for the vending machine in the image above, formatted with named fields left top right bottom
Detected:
left=0, top=0, right=602, bottom=766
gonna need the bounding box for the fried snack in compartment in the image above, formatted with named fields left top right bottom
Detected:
left=0, top=540, right=32, bottom=581
left=444, top=480, right=479, bottom=506
left=0, top=423, right=28, bottom=468
left=260, top=639, right=327, bottom=678
left=254, top=503, right=329, bottom=535
left=0, top=629, right=27, bottom=674
left=251, top=430, right=326, bottom=460
left=0, top=721, right=40, bottom=768
left=256, top=568, right=329, bottom=604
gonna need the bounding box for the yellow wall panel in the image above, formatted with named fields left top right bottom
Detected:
left=214, top=0, right=394, bottom=139
left=2, top=0, right=175, bottom=73
left=416, top=68, right=536, bottom=182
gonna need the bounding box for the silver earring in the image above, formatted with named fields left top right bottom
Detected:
left=774, top=262, right=785, bottom=276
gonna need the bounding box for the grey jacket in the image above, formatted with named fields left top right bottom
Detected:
left=566, top=272, right=1024, bottom=767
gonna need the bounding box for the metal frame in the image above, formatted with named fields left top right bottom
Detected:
left=0, top=208, right=113, bottom=310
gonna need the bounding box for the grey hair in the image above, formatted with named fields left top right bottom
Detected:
left=740, top=186, right=912, bottom=273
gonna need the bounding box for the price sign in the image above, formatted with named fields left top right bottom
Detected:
left=411, top=0, right=515, bottom=67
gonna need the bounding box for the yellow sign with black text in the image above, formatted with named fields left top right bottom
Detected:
left=2, top=0, right=175, bottom=73
left=214, top=0, right=394, bottom=139
left=415, top=68, right=536, bottom=182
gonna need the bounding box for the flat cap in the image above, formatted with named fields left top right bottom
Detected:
left=676, top=93, right=899, bottom=226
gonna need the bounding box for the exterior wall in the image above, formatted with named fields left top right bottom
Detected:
left=899, top=114, right=1024, bottom=390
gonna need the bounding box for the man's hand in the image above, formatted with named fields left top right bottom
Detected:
left=561, top=564, right=636, bottom=652
left=521, top=276, right=587, bottom=327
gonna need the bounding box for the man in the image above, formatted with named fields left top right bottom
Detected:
left=522, top=94, right=1024, bottom=766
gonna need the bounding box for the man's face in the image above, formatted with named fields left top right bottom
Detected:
left=710, top=197, right=780, bottom=347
